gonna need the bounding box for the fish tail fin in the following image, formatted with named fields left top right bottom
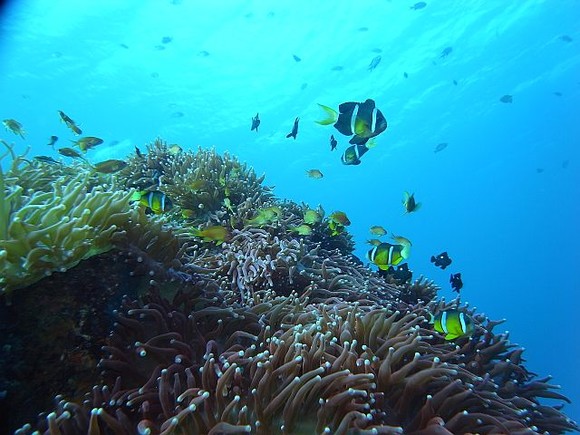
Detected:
left=286, top=132, right=294, bottom=139
left=415, top=202, right=422, bottom=211
left=315, top=104, right=338, bottom=125
left=130, top=191, right=143, bottom=202
left=401, top=243, right=411, bottom=260
left=430, top=256, right=436, bottom=263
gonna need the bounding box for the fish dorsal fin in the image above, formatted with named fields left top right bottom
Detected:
left=338, top=102, right=358, bottom=113
left=363, top=98, right=376, bottom=109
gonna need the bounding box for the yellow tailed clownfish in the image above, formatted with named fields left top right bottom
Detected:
left=367, top=242, right=411, bottom=270
left=431, top=309, right=475, bottom=341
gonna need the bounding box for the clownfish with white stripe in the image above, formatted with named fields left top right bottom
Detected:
left=316, top=99, right=387, bottom=145
left=341, top=144, right=369, bottom=165
left=131, top=190, right=173, bottom=214
left=430, top=309, right=475, bottom=341
left=367, top=241, right=411, bottom=270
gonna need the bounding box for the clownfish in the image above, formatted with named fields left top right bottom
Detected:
left=367, top=241, right=411, bottom=270
left=132, top=190, right=172, bottom=214
left=430, top=309, right=474, bottom=341
left=316, top=99, right=387, bottom=145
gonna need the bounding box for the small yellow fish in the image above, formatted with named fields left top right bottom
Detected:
left=192, top=225, right=230, bottom=244
left=72, top=137, right=104, bottom=152
left=306, top=169, right=323, bottom=179
left=369, top=225, right=387, bottom=236
left=328, top=211, right=351, bottom=236
left=188, top=179, right=206, bottom=191
left=303, top=209, right=322, bottom=225
left=403, top=191, right=421, bottom=214
left=93, top=159, right=127, bottom=174
left=329, top=211, right=351, bottom=226
left=181, top=208, right=195, bottom=219
left=246, top=206, right=283, bottom=226
left=290, top=224, right=312, bottom=236
left=2, top=119, right=25, bottom=138
left=58, top=147, right=85, bottom=159
left=58, top=110, right=82, bottom=135
left=224, top=197, right=234, bottom=213
left=168, top=144, right=183, bottom=155
left=367, top=239, right=382, bottom=246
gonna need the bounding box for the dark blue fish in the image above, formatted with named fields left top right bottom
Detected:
left=330, top=135, right=337, bottom=151
left=47, top=135, right=58, bottom=147
left=332, top=65, right=344, bottom=71
left=434, top=142, right=448, bottom=153
left=293, top=54, right=301, bottom=62
left=286, top=117, right=299, bottom=139
left=251, top=113, right=260, bottom=132
left=378, top=263, right=412, bottom=284
left=410, top=2, right=427, bottom=10
left=440, top=46, right=453, bottom=58
left=500, top=94, right=513, bottom=103
left=431, top=252, right=452, bottom=269
left=34, top=155, right=59, bottom=165
left=450, top=273, right=463, bottom=293
left=403, top=72, right=408, bottom=78
left=161, top=36, right=173, bottom=44
left=368, top=55, right=382, bottom=71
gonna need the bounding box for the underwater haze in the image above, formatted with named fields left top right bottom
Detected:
left=1, top=0, right=579, bottom=427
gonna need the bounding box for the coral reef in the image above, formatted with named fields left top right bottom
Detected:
left=1, top=141, right=577, bottom=434
left=14, top=290, right=578, bottom=434
left=117, top=138, right=272, bottom=221
left=0, top=161, right=134, bottom=295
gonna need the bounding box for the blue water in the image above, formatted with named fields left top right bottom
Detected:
left=1, top=0, right=579, bottom=425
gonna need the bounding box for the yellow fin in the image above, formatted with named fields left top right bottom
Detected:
left=130, top=191, right=144, bottom=201
left=315, top=104, right=338, bottom=125
left=366, top=138, right=377, bottom=149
